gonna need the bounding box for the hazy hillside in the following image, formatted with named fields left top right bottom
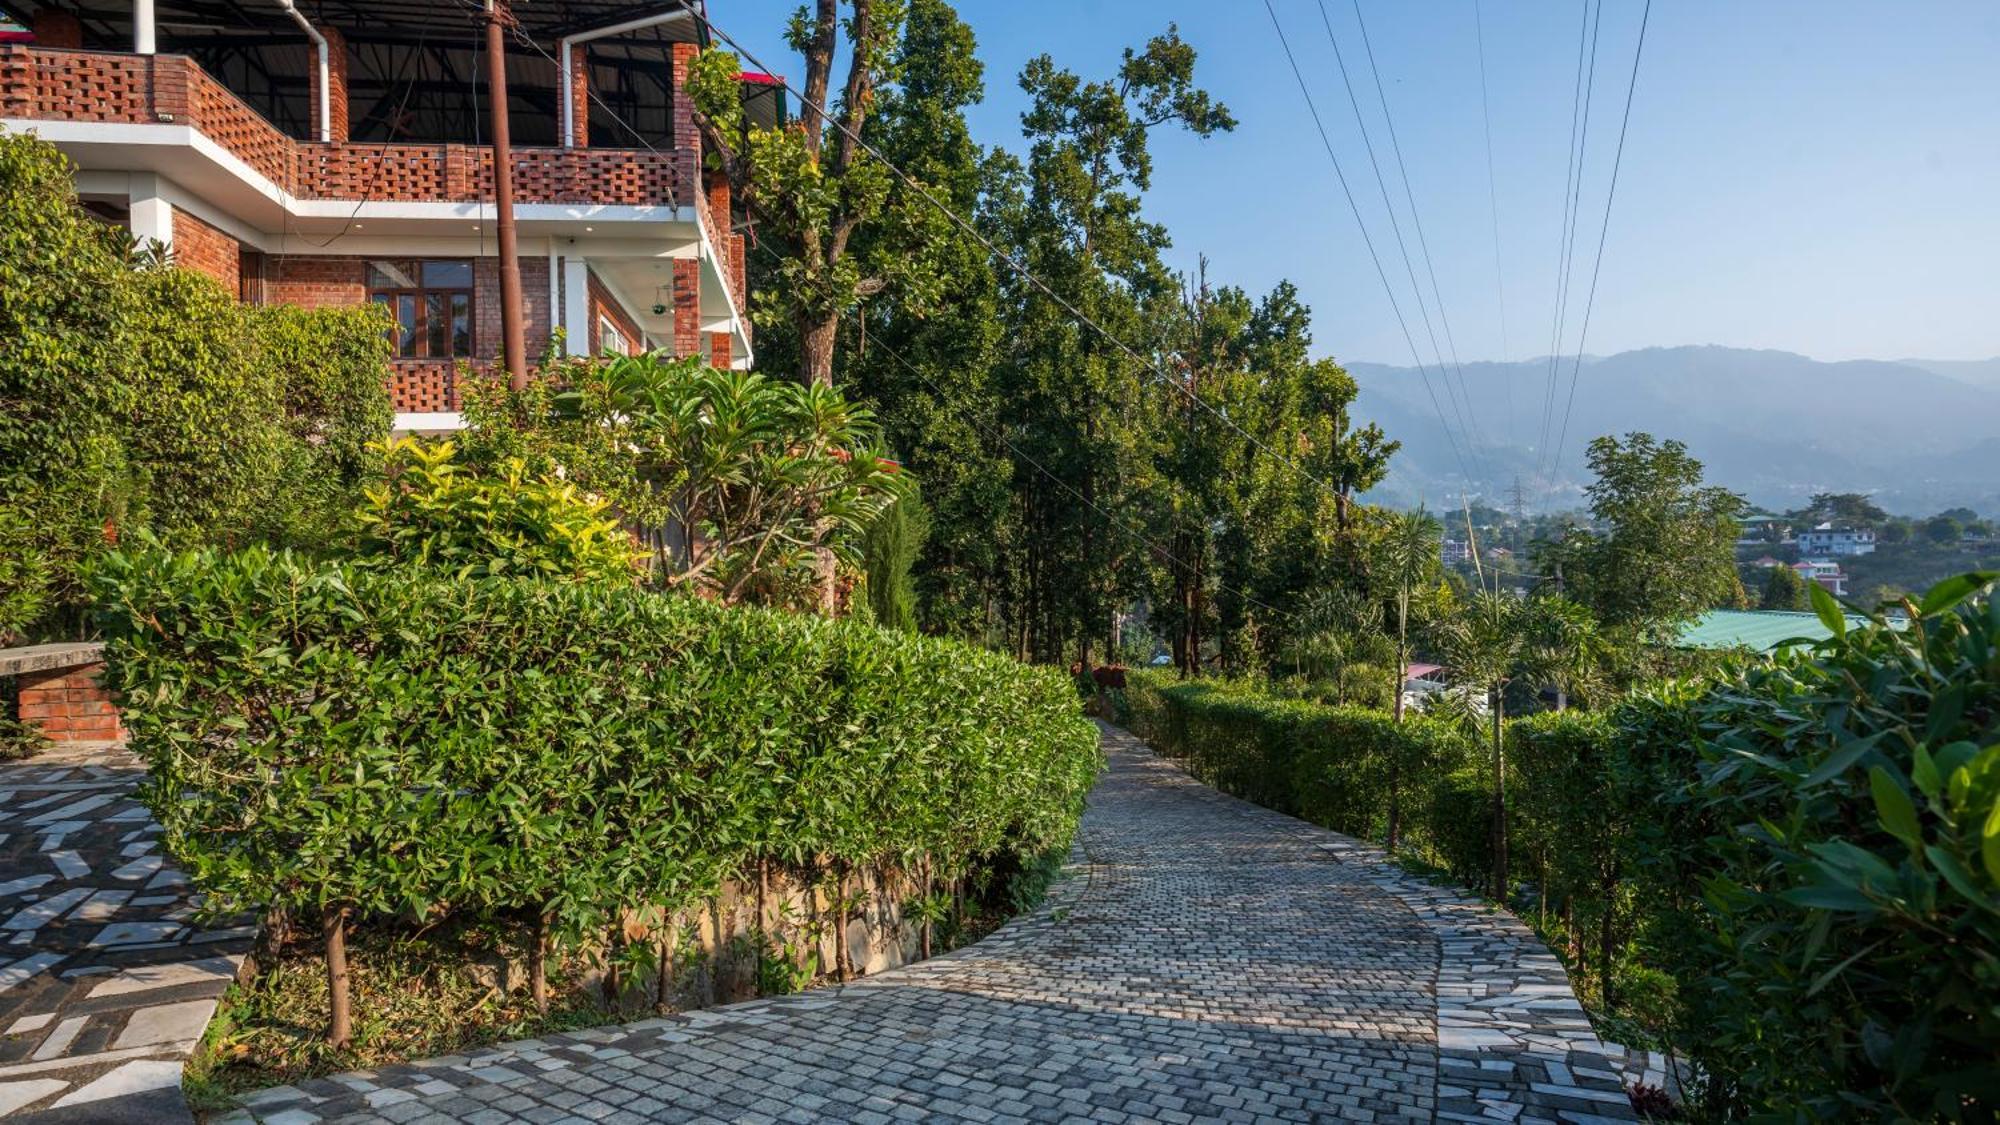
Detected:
left=1347, top=346, right=2000, bottom=515
left=1901, top=357, right=2000, bottom=391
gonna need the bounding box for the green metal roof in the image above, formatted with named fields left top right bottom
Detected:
left=1677, top=610, right=1866, bottom=653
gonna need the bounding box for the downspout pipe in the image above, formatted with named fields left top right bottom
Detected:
left=272, top=0, right=332, bottom=142
left=560, top=6, right=697, bottom=148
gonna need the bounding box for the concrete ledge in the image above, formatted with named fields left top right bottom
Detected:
left=0, top=642, right=105, bottom=678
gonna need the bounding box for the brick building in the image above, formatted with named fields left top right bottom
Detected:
left=1, top=0, right=761, bottom=432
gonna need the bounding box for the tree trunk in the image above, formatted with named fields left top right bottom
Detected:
left=325, top=908, right=352, bottom=1049
left=529, top=914, right=548, bottom=1015
left=668, top=904, right=684, bottom=1012
left=834, top=867, right=852, bottom=982
left=1489, top=688, right=1508, bottom=901
left=1600, top=870, right=1618, bottom=1012
left=919, top=856, right=933, bottom=960
left=799, top=311, right=837, bottom=388
left=1392, top=605, right=1408, bottom=723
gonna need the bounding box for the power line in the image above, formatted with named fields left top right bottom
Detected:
left=482, top=9, right=1292, bottom=627
left=692, top=11, right=1365, bottom=525
left=1535, top=0, right=1601, bottom=488
left=1315, top=0, right=1489, bottom=483
left=1258, top=0, right=1480, bottom=494
left=1549, top=0, right=1654, bottom=483
left=1343, top=0, right=1491, bottom=465
left=1474, top=0, right=1511, bottom=439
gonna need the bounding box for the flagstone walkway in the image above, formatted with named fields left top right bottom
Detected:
left=0, top=744, right=254, bottom=1122
left=223, top=726, right=1637, bottom=1125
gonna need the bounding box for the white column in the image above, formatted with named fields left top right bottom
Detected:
left=134, top=0, right=157, bottom=54
left=127, top=174, right=173, bottom=250
left=563, top=255, right=591, bottom=358
left=547, top=239, right=562, bottom=349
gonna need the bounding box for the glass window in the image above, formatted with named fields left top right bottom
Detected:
left=367, top=259, right=473, bottom=359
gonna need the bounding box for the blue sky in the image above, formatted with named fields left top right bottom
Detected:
left=707, top=1, right=2000, bottom=365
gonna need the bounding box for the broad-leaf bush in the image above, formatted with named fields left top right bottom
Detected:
left=92, top=545, right=1099, bottom=1011
left=352, top=439, right=640, bottom=584
left=1632, top=576, right=2000, bottom=1119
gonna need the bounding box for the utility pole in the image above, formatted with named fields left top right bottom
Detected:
left=486, top=0, right=528, bottom=390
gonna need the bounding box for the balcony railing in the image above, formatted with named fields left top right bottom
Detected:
left=0, top=46, right=695, bottom=209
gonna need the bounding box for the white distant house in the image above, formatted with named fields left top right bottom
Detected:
left=1440, top=538, right=1471, bottom=566
left=1792, top=559, right=1849, bottom=597
left=1797, top=523, right=1876, bottom=557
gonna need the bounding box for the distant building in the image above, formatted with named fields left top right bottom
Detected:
left=1797, top=523, right=1876, bottom=557
left=1751, top=556, right=1784, bottom=569
left=1441, top=538, right=1471, bottom=565
left=1792, top=559, right=1848, bottom=597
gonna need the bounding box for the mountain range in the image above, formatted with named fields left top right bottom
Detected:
left=1346, top=346, right=2000, bottom=516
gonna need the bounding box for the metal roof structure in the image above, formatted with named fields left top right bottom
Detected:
left=1675, top=609, right=1866, bottom=653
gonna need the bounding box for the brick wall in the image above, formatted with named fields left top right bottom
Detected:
left=171, top=207, right=240, bottom=287
left=587, top=270, right=643, bottom=354
left=568, top=43, right=589, bottom=148
left=17, top=664, right=122, bottom=743
left=313, top=27, right=350, bottom=144
left=267, top=255, right=366, bottom=308
left=672, top=257, right=700, bottom=358
left=269, top=254, right=552, bottom=411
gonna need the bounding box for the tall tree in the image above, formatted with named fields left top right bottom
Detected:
left=688, top=0, right=953, bottom=389
left=990, top=26, right=1233, bottom=665
left=1538, top=432, right=1745, bottom=644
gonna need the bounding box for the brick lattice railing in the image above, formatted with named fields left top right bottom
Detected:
left=0, top=46, right=695, bottom=208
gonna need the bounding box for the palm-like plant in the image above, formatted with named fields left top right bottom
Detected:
left=1375, top=507, right=1442, bottom=722
left=561, top=355, right=909, bottom=607
left=1440, top=590, right=1527, bottom=899
left=1520, top=594, right=1603, bottom=711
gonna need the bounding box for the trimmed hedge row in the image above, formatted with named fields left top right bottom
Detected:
left=1121, top=577, right=2000, bottom=1121
left=1118, top=672, right=1479, bottom=860
left=92, top=545, right=1101, bottom=954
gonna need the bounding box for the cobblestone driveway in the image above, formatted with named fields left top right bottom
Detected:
left=227, top=727, right=1636, bottom=1125
left=0, top=744, right=254, bottom=1122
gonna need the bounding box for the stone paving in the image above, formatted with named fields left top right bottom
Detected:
left=0, top=744, right=254, bottom=1122
left=222, top=726, right=1635, bottom=1124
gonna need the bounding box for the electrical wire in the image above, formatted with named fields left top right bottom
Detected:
left=1257, top=0, right=1480, bottom=493
left=1474, top=0, right=1511, bottom=437
left=1315, top=0, right=1488, bottom=484
left=1548, top=0, right=1653, bottom=484
left=1342, top=0, right=1491, bottom=468
left=1535, top=0, right=1600, bottom=487
left=691, top=9, right=1375, bottom=526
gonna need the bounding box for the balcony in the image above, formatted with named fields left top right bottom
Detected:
left=0, top=46, right=696, bottom=209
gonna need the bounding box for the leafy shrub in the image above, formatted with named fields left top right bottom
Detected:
left=1633, top=578, right=2000, bottom=1119
left=352, top=439, right=639, bottom=584
left=93, top=545, right=1099, bottom=1033
left=463, top=355, right=909, bottom=606
left=0, top=130, right=392, bottom=639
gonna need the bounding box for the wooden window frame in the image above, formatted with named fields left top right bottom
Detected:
left=367, top=259, right=475, bottom=360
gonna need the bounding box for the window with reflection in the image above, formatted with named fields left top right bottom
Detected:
left=367, top=260, right=473, bottom=359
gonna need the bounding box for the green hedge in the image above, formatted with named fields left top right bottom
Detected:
left=93, top=545, right=1100, bottom=949
left=1124, top=577, right=2000, bottom=1120
left=1119, top=670, right=1477, bottom=858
